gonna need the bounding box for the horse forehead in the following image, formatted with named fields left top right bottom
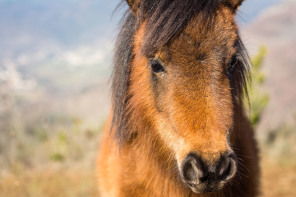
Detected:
left=169, top=9, right=237, bottom=58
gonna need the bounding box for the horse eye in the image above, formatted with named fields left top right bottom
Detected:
left=228, top=55, right=238, bottom=72
left=150, top=60, right=165, bottom=73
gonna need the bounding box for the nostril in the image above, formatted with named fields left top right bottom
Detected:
left=226, top=156, right=237, bottom=180
left=181, top=154, right=206, bottom=184
left=183, top=161, right=198, bottom=182
left=218, top=154, right=237, bottom=181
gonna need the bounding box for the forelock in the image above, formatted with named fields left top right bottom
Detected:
left=136, top=0, right=231, bottom=56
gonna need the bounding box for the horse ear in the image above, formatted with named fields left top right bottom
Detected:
left=126, top=0, right=141, bottom=15
left=227, top=0, right=245, bottom=11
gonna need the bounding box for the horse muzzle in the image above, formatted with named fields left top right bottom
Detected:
left=180, top=152, right=237, bottom=193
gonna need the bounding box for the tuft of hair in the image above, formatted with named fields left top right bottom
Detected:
left=138, top=0, right=231, bottom=56
left=111, top=13, right=136, bottom=145
left=233, top=37, right=250, bottom=106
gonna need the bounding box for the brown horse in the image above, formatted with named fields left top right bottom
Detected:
left=97, top=0, right=260, bottom=196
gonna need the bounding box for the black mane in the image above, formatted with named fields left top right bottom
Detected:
left=111, top=0, right=249, bottom=145
left=111, top=13, right=136, bottom=144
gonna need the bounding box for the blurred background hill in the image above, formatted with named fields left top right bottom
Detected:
left=242, top=0, right=296, bottom=140
left=1, top=0, right=296, bottom=196
left=0, top=0, right=117, bottom=124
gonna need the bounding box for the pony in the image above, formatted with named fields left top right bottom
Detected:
left=97, top=0, right=260, bottom=196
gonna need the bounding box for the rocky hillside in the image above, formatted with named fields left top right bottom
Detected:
left=242, top=0, right=296, bottom=139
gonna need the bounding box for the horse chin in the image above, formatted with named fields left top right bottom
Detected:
left=186, top=181, right=225, bottom=194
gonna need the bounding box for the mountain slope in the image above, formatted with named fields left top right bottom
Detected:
left=242, top=0, right=296, bottom=139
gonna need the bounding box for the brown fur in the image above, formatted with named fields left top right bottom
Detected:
left=98, top=1, right=259, bottom=196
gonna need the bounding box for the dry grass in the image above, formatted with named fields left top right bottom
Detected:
left=1, top=158, right=296, bottom=197
left=260, top=160, right=296, bottom=197
left=0, top=168, right=99, bottom=197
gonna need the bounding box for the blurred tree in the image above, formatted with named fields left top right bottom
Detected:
left=245, top=46, right=269, bottom=127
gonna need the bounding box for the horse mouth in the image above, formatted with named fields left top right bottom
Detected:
left=185, top=178, right=225, bottom=194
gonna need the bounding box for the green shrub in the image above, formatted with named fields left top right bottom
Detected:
left=245, top=46, right=269, bottom=127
